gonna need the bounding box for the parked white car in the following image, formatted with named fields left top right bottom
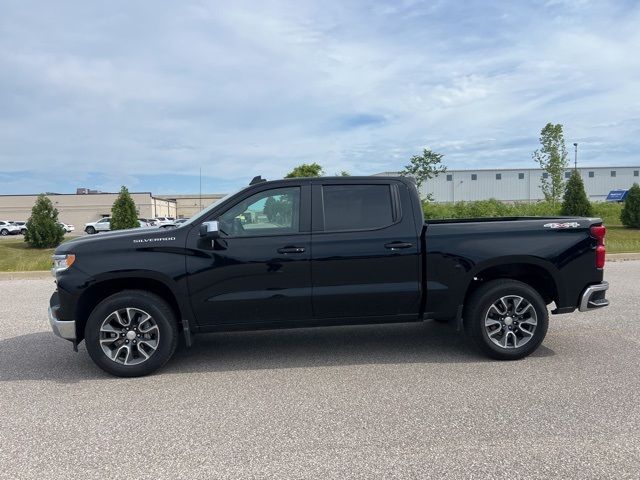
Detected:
left=59, top=222, right=75, bottom=233
left=84, top=217, right=110, bottom=234
left=10, top=221, right=28, bottom=234
left=0, top=220, right=21, bottom=236
left=160, top=218, right=189, bottom=229
left=154, top=216, right=175, bottom=226
left=84, top=217, right=150, bottom=235
left=138, top=218, right=156, bottom=227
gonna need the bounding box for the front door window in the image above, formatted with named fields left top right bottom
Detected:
left=218, top=187, right=300, bottom=237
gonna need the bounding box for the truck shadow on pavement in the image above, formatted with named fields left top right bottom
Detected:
left=0, top=320, right=555, bottom=383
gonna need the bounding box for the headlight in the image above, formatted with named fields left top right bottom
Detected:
left=51, top=254, right=76, bottom=276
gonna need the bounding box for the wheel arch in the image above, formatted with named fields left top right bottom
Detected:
left=75, top=274, right=185, bottom=343
left=462, top=256, right=561, bottom=309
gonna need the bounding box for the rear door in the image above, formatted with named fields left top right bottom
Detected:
left=310, top=180, right=421, bottom=319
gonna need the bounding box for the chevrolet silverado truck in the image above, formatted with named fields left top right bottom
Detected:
left=48, top=176, right=609, bottom=377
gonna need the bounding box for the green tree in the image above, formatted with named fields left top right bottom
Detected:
left=620, top=183, right=640, bottom=228
left=285, top=163, right=323, bottom=178
left=110, top=186, right=140, bottom=230
left=402, top=148, right=447, bottom=200
left=561, top=170, right=592, bottom=217
left=24, top=194, right=65, bottom=248
left=264, top=196, right=277, bottom=222
left=532, top=123, right=568, bottom=206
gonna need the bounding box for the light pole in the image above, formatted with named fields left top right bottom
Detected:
left=573, top=142, right=578, bottom=170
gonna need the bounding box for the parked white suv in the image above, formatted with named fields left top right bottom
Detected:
left=0, top=220, right=21, bottom=236
left=10, top=221, right=28, bottom=234
left=59, top=222, right=75, bottom=233
left=84, top=217, right=111, bottom=234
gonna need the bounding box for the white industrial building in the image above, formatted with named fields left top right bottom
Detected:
left=378, top=166, right=639, bottom=202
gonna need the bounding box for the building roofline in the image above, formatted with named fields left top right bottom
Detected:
left=0, top=192, right=156, bottom=197
left=0, top=192, right=176, bottom=202
left=377, top=165, right=640, bottom=174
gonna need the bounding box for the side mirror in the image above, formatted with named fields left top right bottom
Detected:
left=199, top=220, right=220, bottom=239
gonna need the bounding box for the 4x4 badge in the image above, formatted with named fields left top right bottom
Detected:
left=543, top=222, right=581, bottom=229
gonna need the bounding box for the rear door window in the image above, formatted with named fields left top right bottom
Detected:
left=322, top=185, right=394, bottom=231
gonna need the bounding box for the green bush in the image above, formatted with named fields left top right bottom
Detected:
left=110, top=186, right=140, bottom=230
left=620, top=183, right=640, bottom=228
left=24, top=194, right=65, bottom=248
left=423, top=199, right=626, bottom=224
left=561, top=170, right=592, bottom=217
left=423, top=199, right=560, bottom=220
left=592, top=202, right=623, bottom=226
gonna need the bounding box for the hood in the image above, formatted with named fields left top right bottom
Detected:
left=55, top=226, right=185, bottom=254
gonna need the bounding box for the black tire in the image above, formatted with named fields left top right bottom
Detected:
left=21, top=229, right=27, bottom=235
left=85, top=290, right=178, bottom=377
left=85, top=226, right=96, bottom=234
left=464, top=279, right=548, bottom=360
left=0, top=229, right=8, bottom=236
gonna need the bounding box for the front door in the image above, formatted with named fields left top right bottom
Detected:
left=186, top=185, right=312, bottom=326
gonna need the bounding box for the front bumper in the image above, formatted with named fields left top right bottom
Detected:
left=578, top=281, right=609, bottom=312
left=48, top=304, right=76, bottom=341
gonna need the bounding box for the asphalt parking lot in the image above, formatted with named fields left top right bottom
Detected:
left=1, top=262, right=639, bottom=479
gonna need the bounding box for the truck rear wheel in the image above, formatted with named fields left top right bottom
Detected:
left=85, top=290, right=178, bottom=377
left=464, top=279, right=548, bottom=360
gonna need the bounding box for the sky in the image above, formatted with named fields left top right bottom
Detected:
left=1, top=0, right=639, bottom=195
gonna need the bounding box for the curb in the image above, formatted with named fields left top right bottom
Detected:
left=1, top=252, right=639, bottom=280
left=0, top=270, right=52, bottom=280
left=606, top=253, right=640, bottom=262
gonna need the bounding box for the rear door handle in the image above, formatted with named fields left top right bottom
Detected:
left=277, top=246, right=306, bottom=254
left=384, top=241, right=413, bottom=250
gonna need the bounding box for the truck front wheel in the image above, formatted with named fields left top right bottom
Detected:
left=464, top=279, right=549, bottom=360
left=85, top=290, right=178, bottom=377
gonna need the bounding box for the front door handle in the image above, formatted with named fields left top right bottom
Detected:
left=384, top=241, right=413, bottom=250
left=277, top=246, right=306, bottom=254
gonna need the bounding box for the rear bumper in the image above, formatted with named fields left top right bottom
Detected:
left=578, top=281, right=609, bottom=312
left=48, top=304, right=76, bottom=341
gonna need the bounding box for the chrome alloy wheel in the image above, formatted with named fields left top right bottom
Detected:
left=484, top=295, right=538, bottom=349
left=99, top=308, right=160, bottom=365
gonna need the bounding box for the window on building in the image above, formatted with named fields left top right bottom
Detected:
left=446, top=174, right=453, bottom=181
left=589, top=171, right=594, bottom=178
left=542, top=172, right=549, bottom=179
left=518, top=173, right=525, bottom=180
left=611, top=171, right=616, bottom=177
left=322, top=185, right=393, bottom=231
left=471, top=174, right=477, bottom=181
left=565, top=171, right=571, bottom=179
left=496, top=173, right=502, bottom=180
left=634, top=170, right=639, bottom=177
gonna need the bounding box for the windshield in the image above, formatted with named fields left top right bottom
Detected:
left=182, top=187, right=245, bottom=226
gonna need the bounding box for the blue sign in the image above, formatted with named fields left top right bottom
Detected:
left=606, top=189, right=628, bottom=202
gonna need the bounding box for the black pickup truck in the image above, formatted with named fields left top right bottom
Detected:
left=49, top=176, right=609, bottom=376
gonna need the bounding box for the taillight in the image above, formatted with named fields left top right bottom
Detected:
left=591, top=225, right=606, bottom=269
